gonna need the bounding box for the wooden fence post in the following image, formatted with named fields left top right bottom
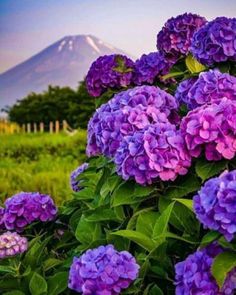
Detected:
left=27, top=123, right=31, bottom=133
left=49, top=121, right=53, bottom=133
left=62, top=120, right=67, bottom=132
left=40, top=122, right=44, bottom=133
left=22, top=124, right=26, bottom=133
left=33, top=123, right=37, bottom=133
left=55, top=120, right=60, bottom=133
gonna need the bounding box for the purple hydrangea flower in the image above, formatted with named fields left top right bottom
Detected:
left=115, top=122, right=191, bottom=185
left=191, top=17, right=236, bottom=66
left=86, top=54, right=134, bottom=97
left=194, top=170, right=236, bottom=241
left=70, top=163, right=89, bottom=192
left=133, top=51, right=174, bottom=85
left=175, top=243, right=236, bottom=295
left=157, top=13, right=207, bottom=59
left=0, top=231, right=28, bottom=259
left=175, top=70, right=236, bottom=110
left=180, top=99, right=236, bottom=161
left=3, top=192, right=57, bottom=232
left=68, top=244, right=139, bottom=294
left=86, top=85, right=179, bottom=158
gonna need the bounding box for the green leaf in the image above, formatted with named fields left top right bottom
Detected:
left=43, top=258, right=63, bottom=272
left=165, top=173, right=200, bottom=198
left=85, top=208, right=121, bottom=222
left=195, top=158, right=227, bottom=181
left=73, top=188, right=94, bottom=200
left=112, top=182, right=135, bottom=206
left=100, top=175, right=121, bottom=198
left=136, top=211, right=160, bottom=237
left=211, top=251, right=236, bottom=289
left=162, top=71, right=184, bottom=80
left=185, top=54, right=206, bottom=73
left=153, top=202, right=175, bottom=239
left=47, top=272, right=68, bottom=295
left=173, top=198, right=193, bottom=211
left=201, top=231, right=221, bottom=247
left=112, top=230, right=156, bottom=251
left=29, top=272, right=47, bottom=295
left=133, top=185, right=155, bottom=197
left=75, top=215, right=101, bottom=244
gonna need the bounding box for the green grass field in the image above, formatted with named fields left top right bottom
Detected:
left=0, top=131, right=87, bottom=205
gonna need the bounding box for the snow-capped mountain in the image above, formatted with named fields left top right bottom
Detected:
left=0, top=35, right=132, bottom=109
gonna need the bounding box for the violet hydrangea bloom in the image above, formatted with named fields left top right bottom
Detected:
left=175, top=70, right=236, bottom=110
left=0, top=231, right=28, bottom=259
left=3, top=192, right=57, bottom=232
left=86, top=85, right=179, bottom=158
left=133, top=51, right=174, bottom=85
left=70, top=163, right=89, bottom=192
left=194, top=170, right=236, bottom=241
left=86, top=54, right=134, bottom=97
left=115, top=122, right=191, bottom=185
left=180, top=99, right=236, bottom=161
left=175, top=243, right=236, bottom=295
left=157, top=13, right=207, bottom=59
left=68, top=244, right=139, bottom=294
left=191, top=17, right=236, bottom=66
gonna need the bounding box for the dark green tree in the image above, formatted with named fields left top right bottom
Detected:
left=7, top=81, right=96, bottom=129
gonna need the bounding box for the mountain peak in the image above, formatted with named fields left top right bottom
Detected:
left=0, top=35, right=132, bottom=109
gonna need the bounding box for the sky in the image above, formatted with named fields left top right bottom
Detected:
left=0, top=0, right=236, bottom=73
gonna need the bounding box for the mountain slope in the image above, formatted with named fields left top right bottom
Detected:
left=0, top=35, right=132, bottom=109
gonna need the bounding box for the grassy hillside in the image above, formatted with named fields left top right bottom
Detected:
left=0, top=131, right=87, bottom=205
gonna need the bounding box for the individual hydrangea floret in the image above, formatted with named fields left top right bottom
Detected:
left=133, top=51, right=174, bottom=85
left=191, top=17, right=236, bottom=66
left=68, top=244, right=139, bottom=294
left=157, top=13, right=207, bottom=59
left=175, top=243, right=236, bottom=294
left=70, top=163, right=89, bottom=192
left=194, top=170, right=236, bottom=241
left=86, top=85, right=179, bottom=158
left=175, top=70, right=236, bottom=110
left=86, top=54, right=134, bottom=97
left=180, top=99, right=236, bottom=161
left=0, top=231, right=28, bottom=259
left=3, top=192, right=57, bottom=232
left=115, top=122, right=191, bottom=185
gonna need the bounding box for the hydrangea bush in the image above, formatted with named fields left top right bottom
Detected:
left=1, top=12, right=236, bottom=295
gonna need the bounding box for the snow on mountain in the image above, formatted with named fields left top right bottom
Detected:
left=0, top=35, right=133, bottom=109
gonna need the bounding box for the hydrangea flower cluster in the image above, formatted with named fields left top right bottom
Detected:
left=133, top=51, right=173, bottom=85
left=68, top=244, right=139, bottom=294
left=191, top=17, right=236, bottom=66
left=2, top=192, right=57, bottom=232
left=175, top=70, right=236, bottom=110
left=86, top=54, right=134, bottom=97
left=180, top=99, right=236, bottom=161
left=194, top=170, right=236, bottom=241
left=0, top=231, right=28, bottom=259
left=175, top=243, right=236, bottom=295
left=115, top=122, right=191, bottom=185
left=70, top=163, right=89, bottom=192
left=86, top=85, right=179, bottom=158
left=157, top=13, right=207, bottom=58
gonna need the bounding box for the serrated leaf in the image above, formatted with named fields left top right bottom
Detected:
left=112, top=230, right=156, bottom=251
left=185, top=54, right=206, bottom=73
left=195, top=158, right=227, bottom=181
left=211, top=251, right=236, bottom=288
left=75, top=215, right=101, bottom=244
left=136, top=211, right=160, bottom=237
left=43, top=258, right=62, bottom=272
left=85, top=208, right=120, bottom=222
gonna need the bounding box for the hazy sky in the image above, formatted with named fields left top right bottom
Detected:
left=0, top=0, right=236, bottom=73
